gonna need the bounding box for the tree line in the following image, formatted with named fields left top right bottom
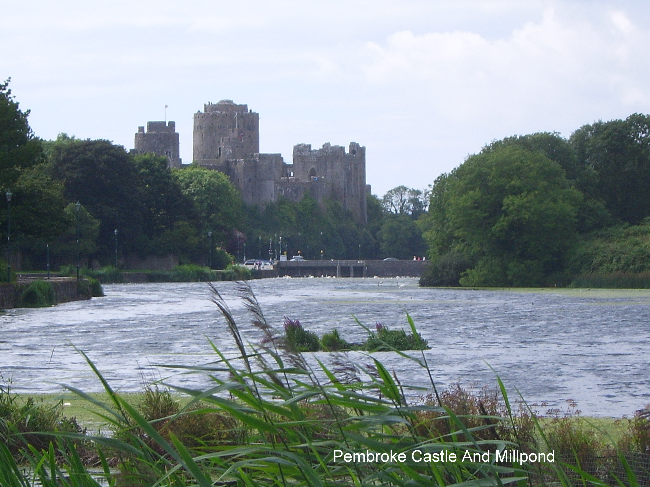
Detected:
left=420, top=114, right=650, bottom=287
left=0, top=80, right=427, bottom=278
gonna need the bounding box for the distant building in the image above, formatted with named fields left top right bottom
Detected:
left=135, top=100, right=367, bottom=222
left=134, top=121, right=182, bottom=168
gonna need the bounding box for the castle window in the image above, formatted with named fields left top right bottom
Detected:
left=351, top=149, right=357, bottom=155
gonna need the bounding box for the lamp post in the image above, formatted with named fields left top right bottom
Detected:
left=208, top=231, right=212, bottom=269
left=75, top=201, right=80, bottom=281
left=6, top=190, right=11, bottom=283
left=46, top=243, right=50, bottom=279
left=358, top=244, right=361, bottom=261
left=114, top=229, right=118, bottom=268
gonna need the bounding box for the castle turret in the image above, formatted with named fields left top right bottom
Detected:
left=193, top=100, right=259, bottom=164
left=134, top=121, right=181, bottom=168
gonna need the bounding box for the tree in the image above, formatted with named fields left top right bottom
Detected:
left=0, top=78, right=43, bottom=189
left=173, top=165, right=242, bottom=250
left=423, top=145, right=582, bottom=287
left=133, top=153, right=194, bottom=256
left=48, top=137, right=144, bottom=262
left=570, top=113, right=650, bottom=225
left=1, top=80, right=67, bottom=270
left=381, top=185, right=429, bottom=217
left=377, top=214, right=427, bottom=260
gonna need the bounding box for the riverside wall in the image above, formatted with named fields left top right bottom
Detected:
left=0, top=278, right=88, bottom=309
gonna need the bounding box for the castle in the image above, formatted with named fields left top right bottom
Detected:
left=134, top=100, right=367, bottom=222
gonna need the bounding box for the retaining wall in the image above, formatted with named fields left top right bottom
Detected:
left=0, top=278, right=88, bottom=309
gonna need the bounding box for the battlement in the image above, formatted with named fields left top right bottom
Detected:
left=293, top=142, right=364, bottom=159
left=144, top=121, right=176, bottom=132
left=204, top=100, right=250, bottom=114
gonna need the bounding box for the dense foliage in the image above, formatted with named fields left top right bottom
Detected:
left=421, top=117, right=650, bottom=288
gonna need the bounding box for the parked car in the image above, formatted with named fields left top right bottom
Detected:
left=383, top=257, right=398, bottom=261
left=290, top=255, right=305, bottom=261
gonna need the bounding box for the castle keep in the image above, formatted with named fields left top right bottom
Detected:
left=135, top=99, right=367, bottom=222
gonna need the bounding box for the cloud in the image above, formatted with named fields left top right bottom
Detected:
left=358, top=8, right=650, bottom=127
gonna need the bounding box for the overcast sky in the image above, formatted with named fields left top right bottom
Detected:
left=2, top=0, right=650, bottom=196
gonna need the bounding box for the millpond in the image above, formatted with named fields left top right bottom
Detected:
left=1, top=277, right=649, bottom=417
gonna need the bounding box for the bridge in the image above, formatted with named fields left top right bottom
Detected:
left=274, top=259, right=427, bottom=278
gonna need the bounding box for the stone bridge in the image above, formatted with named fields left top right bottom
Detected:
left=275, top=259, right=427, bottom=278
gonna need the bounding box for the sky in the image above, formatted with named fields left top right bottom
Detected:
left=2, top=0, right=650, bottom=196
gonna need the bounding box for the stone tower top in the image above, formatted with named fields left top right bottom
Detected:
left=133, top=121, right=181, bottom=168
left=204, top=100, right=250, bottom=114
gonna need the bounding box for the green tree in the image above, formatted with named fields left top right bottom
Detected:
left=570, top=113, right=650, bottom=225
left=0, top=79, right=43, bottom=189
left=0, top=80, right=68, bottom=270
left=133, top=154, right=195, bottom=256
left=9, top=165, right=69, bottom=269
left=173, top=165, right=242, bottom=250
left=381, top=185, right=429, bottom=218
left=424, top=145, right=582, bottom=287
left=377, top=214, right=427, bottom=260
left=50, top=203, right=100, bottom=269
left=48, top=137, right=144, bottom=262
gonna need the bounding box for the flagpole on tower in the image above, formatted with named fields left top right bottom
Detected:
left=165, top=105, right=168, bottom=123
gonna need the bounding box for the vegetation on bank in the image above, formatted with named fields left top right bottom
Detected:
left=1, top=283, right=649, bottom=486
left=283, top=317, right=429, bottom=352
left=58, top=263, right=252, bottom=284
left=420, top=119, right=650, bottom=289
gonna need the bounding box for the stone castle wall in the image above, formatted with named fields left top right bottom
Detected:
left=134, top=121, right=182, bottom=168
left=136, top=99, right=367, bottom=223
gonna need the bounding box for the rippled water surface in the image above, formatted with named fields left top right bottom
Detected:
left=2, top=278, right=649, bottom=417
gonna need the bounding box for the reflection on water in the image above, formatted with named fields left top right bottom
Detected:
left=1, top=278, right=649, bottom=417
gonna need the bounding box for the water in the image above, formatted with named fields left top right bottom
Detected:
left=1, top=278, right=649, bottom=417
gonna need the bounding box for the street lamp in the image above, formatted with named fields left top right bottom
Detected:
left=6, top=190, right=11, bottom=283
left=208, top=231, right=212, bottom=269
left=75, top=201, right=80, bottom=281
left=114, top=229, right=118, bottom=268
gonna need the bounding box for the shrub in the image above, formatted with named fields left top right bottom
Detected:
left=365, top=322, right=429, bottom=351
left=283, top=317, right=320, bottom=352
left=320, top=329, right=350, bottom=351
left=0, top=382, right=86, bottom=459
left=86, top=265, right=124, bottom=284
left=420, top=251, right=471, bottom=287
left=211, top=247, right=234, bottom=270
left=76, top=277, right=103, bottom=298
left=415, top=383, right=536, bottom=451
left=221, top=263, right=251, bottom=281
left=170, top=264, right=213, bottom=282
left=135, top=384, right=243, bottom=454
left=19, top=280, right=56, bottom=307
left=544, top=401, right=607, bottom=479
